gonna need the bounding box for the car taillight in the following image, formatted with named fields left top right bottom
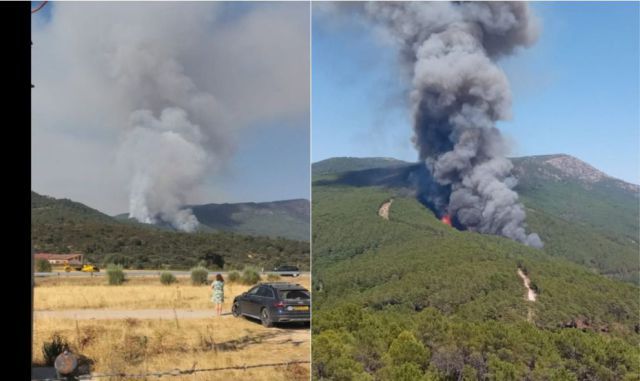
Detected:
left=273, top=301, right=285, bottom=308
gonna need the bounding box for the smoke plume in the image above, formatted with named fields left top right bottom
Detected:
left=363, top=2, right=543, bottom=247
left=119, top=109, right=209, bottom=232
left=100, top=6, right=229, bottom=231
left=32, top=3, right=309, bottom=230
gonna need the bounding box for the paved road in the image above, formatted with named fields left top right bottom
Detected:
left=34, top=270, right=309, bottom=278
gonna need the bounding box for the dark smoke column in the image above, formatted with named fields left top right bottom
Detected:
left=365, top=2, right=543, bottom=248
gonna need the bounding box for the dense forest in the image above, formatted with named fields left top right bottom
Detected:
left=32, top=191, right=309, bottom=270
left=313, top=156, right=640, bottom=284
left=311, top=159, right=639, bottom=380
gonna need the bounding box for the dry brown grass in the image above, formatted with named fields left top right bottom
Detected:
left=32, top=274, right=310, bottom=380
left=34, top=274, right=310, bottom=311
left=33, top=317, right=309, bottom=380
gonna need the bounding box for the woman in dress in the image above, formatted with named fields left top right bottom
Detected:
left=211, top=273, right=225, bottom=316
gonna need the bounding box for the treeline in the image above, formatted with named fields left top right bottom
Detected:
left=32, top=192, right=309, bottom=270
left=32, top=222, right=309, bottom=270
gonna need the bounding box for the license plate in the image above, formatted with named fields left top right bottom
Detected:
left=292, top=306, right=309, bottom=311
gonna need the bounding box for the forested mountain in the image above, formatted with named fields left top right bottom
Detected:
left=313, top=155, right=639, bottom=284
left=311, top=156, right=639, bottom=380
left=31, top=191, right=309, bottom=270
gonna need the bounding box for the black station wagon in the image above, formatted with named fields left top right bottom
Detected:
left=231, top=282, right=310, bottom=327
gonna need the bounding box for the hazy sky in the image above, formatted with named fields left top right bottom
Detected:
left=312, top=2, right=640, bottom=184
left=32, top=2, right=310, bottom=216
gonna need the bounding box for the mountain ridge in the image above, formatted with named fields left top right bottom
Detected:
left=114, top=198, right=310, bottom=241
left=313, top=154, right=639, bottom=190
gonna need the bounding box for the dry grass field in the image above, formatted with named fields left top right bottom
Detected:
left=32, top=274, right=310, bottom=380
left=34, top=274, right=310, bottom=311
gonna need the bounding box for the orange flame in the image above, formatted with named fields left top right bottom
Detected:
left=440, top=214, right=452, bottom=226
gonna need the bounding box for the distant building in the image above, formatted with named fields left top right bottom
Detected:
left=35, top=253, right=84, bottom=265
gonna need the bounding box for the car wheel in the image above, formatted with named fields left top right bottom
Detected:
left=261, top=308, right=273, bottom=327
left=232, top=302, right=241, bottom=318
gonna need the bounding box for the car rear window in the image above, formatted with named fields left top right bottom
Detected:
left=278, top=289, right=309, bottom=300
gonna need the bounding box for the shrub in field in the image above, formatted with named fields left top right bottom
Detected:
left=42, top=334, right=68, bottom=366
left=267, top=273, right=281, bottom=281
left=241, top=267, right=261, bottom=285
left=122, top=334, right=148, bottom=364
left=36, top=259, right=51, bottom=272
left=227, top=271, right=241, bottom=283
left=190, top=266, right=209, bottom=285
left=160, top=272, right=177, bottom=285
left=106, top=264, right=126, bottom=285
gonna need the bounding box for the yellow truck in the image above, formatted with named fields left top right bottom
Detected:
left=64, top=264, right=100, bottom=272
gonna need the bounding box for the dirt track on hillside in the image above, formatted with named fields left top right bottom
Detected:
left=379, top=199, right=393, bottom=220
left=517, top=269, right=537, bottom=302
left=517, top=268, right=537, bottom=323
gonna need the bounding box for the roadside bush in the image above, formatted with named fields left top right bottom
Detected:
left=241, top=267, right=261, bottom=285
left=42, top=334, right=68, bottom=366
left=106, top=264, right=126, bottom=285
left=227, top=271, right=241, bottom=283
left=267, top=273, right=281, bottom=281
left=160, top=272, right=177, bottom=285
left=36, top=259, right=51, bottom=272
left=190, top=266, right=209, bottom=285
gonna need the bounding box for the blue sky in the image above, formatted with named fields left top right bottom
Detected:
left=312, top=2, right=640, bottom=184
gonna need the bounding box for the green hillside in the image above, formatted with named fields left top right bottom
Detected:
left=311, top=163, right=639, bottom=380
left=32, top=191, right=309, bottom=270
left=313, top=156, right=640, bottom=284
left=32, top=191, right=117, bottom=225
left=116, top=199, right=310, bottom=242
